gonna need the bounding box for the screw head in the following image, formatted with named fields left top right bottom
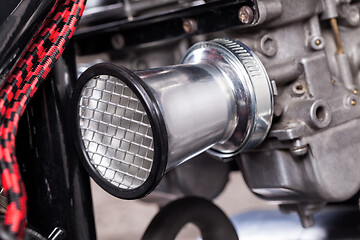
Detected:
left=238, top=6, right=254, bottom=24
left=354, top=89, right=358, bottom=95
left=310, top=37, right=325, bottom=51
left=183, top=18, right=197, bottom=34
left=290, top=146, right=308, bottom=157
left=351, top=99, right=357, bottom=106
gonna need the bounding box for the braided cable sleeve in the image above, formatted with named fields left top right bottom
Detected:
left=0, top=0, right=63, bottom=117
left=0, top=0, right=86, bottom=237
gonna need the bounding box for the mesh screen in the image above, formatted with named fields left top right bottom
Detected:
left=79, top=75, right=154, bottom=190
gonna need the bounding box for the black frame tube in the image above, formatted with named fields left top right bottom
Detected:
left=16, top=41, right=97, bottom=240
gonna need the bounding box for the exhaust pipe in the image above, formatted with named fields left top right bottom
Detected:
left=72, top=39, right=273, bottom=199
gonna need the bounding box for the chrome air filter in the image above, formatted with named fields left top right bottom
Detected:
left=73, top=39, right=273, bottom=199
left=79, top=76, right=154, bottom=189
left=73, top=64, right=167, bottom=199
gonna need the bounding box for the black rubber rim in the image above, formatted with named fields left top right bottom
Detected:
left=71, top=62, right=168, bottom=199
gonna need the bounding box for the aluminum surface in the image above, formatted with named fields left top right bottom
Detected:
left=181, top=39, right=274, bottom=157
left=136, top=63, right=237, bottom=170
left=136, top=39, right=273, bottom=169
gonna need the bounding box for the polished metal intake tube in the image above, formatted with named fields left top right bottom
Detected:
left=135, top=63, right=237, bottom=170
left=73, top=39, right=274, bottom=199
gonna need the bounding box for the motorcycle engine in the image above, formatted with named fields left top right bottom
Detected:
left=75, top=0, right=360, bottom=227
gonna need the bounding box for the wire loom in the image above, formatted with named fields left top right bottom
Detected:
left=0, top=0, right=86, bottom=237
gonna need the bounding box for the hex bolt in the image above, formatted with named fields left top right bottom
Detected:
left=183, top=18, right=198, bottom=34
left=238, top=6, right=254, bottom=24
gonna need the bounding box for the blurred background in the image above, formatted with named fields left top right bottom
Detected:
left=91, top=172, right=275, bottom=240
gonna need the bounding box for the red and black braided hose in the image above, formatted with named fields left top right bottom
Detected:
left=0, top=0, right=86, bottom=237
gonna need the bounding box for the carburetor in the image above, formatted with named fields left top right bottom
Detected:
left=237, top=0, right=360, bottom=227
left=75, top=0, right=360, bottom=228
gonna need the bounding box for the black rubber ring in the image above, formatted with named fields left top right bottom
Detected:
left=71, top=63, right=168, bottom=199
